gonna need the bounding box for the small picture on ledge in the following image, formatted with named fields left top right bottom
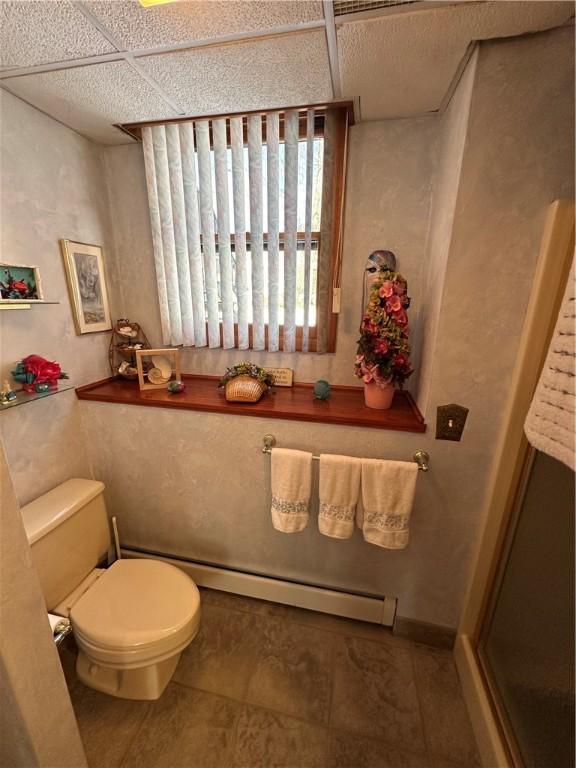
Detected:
left=0, top=263, right=43, bottom=301
left=60, top=239, right=112, bottom=334
left=135, top=348, right=181, bottom=391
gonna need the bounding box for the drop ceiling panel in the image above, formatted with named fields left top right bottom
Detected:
left=0, top=1, right=117, bottom=69
left=2, top=61, right=179, bottom=144
left=84, top=0, right=324, bottom=51
left=338, top=0, right=574, bottom=119
left=138, top=30, right=333, bottom=116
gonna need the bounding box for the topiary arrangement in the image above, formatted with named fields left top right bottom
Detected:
left=354, top=268, right=413, bottom=388
left=218, top=362, right=275, bottom=389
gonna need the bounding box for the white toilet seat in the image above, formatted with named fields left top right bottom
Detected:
left=70, top=559, right=201, bottom=667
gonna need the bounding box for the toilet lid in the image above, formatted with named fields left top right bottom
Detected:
left=70, top=559, right=200, bottom=651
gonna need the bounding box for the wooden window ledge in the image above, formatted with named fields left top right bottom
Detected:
left=75, top=375, right=426, bottom=433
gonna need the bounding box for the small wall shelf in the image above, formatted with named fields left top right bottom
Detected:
left=0, top=301, right=60, bottom=311
left=0, top=383, right=75, bottom=411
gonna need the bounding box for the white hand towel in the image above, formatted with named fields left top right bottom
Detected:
left=525, top=255, right=575, bottom=471
left=361, top=459, right=418, bottom=550
left=318, top=454, right=361, bottom=539
left=271, top=447, right=313, bottom=533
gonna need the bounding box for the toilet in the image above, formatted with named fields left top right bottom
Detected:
left=20, top=478, right=201, bottom=700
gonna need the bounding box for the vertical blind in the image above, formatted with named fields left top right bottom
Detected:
left=142, top=107, right=342, bottom=353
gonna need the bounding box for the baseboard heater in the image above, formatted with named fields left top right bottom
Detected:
left=121, top=547, right=397, bottom=627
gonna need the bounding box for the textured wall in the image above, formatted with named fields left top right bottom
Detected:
left=414, top=48, right=478, bottom=414
left=0, top=440, right=87, bottom=768
left=0, top=90, right=116, bottom=503
left=88, top=27, right=574, bottom=628
left=103, top=116, right=438, bottom=391
left=426, top=26, right=574, bottom=431
left=82, top=400, right=474, bottom=627
left=1, top=27, right=573, bottom=630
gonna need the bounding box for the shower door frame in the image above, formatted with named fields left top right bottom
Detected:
left=475, top=442, right=537, bottom=767
left=453, top=199, right=575, bottom=768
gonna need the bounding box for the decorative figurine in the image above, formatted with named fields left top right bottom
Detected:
left=11, top=355, right=69, bottom=393
left=0, top=380, right=17, bottom=404
left=167, top=380, right=186, bottom=395
left=362, top=250, right=397, bottom=313
left=313, top=380, right=331, bottom=400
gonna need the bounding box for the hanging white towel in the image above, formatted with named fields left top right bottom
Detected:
left=270, top=448, right=313, bottom=533
left=361, top=459, right=418, bottom=550
left=318, top=454, right=361, bottom=539
left=525, top=255, right=575, bottom=472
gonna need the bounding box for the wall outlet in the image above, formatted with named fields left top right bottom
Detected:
left=436, top=404, right=469, bottom=441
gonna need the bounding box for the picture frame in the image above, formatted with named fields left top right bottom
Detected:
left=0, top=263, right=43, bottom=302
left=60, top=239, right=112, bottom=334
left=135, top=348, right=181, bottom=391
left=264, top=367, right=294, bottom=387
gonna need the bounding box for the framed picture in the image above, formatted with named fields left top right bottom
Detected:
left=135, top=348, right=181, bottom=391
left=0, top=263, right=43, bottom=301
left=60, top=240, right=112, bottom=334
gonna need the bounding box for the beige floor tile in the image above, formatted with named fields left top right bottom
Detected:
left=329, top=729, right=431, bottom=768
left=234, top=704, right=330, bottom=768
left=429, top=759, right=472, bottom=768
left=199, top=587, right=297, bottom=619
left=173, top=602, right=262, bottom=700
left=413, top=649, right=480, bottom=766
left=70, top=683, right=150, bottom=768
left=59, top=639, right=79, bottom=689
left=198, top=587, right=263, bottom=612
left=200, top=587, right=420, bottom=650
left=65, top=590, right=474, bottom=768
left=122, top=685, right=241, bottom=768
left=288, top=607, right=411, bottom=648
left=331, top=636, right=426, bottom=753
left=246, top=616, right=335, bottom=725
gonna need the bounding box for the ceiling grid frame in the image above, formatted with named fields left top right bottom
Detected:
left=0, top=22, right=328, bottom=81
left=0, top=1, right=573, bottom=144
left=323, top=0, right=342, bottom=98
left=72, top=0, right=185, bottom=115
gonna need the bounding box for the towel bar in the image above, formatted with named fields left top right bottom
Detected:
left=261, top=434, right=430, bottom=472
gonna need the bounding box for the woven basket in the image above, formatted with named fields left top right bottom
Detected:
left=225, top=375, right=267, bottom=403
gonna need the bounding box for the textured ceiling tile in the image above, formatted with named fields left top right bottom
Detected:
left=2, top=61, right=179, bottom=144
left=0, top=1, right=116, bottom=68
left=85, top=0, right=324, bottom=50
left=338, top=0, right=574, bottom=119
left=138, top=30, right=332, bottom=115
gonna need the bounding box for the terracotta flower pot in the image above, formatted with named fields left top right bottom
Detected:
left=364, top=381, right=395, bottom=410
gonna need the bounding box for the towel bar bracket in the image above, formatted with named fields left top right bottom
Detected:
left=261, top=435, right=430, bottom=471
left=262, top=434, right=277, bottom=453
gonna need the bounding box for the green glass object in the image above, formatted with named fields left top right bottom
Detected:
left=167, top=380, right=185, bottom=394
left=313, top=380, right=331, bottom=400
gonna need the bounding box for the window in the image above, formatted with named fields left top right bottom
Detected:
left=127, top=103, right=350, bottom=353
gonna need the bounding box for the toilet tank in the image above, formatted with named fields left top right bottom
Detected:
left=20, top=479, right=111, bottom=611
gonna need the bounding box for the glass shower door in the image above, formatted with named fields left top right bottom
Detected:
left=478, top=449, right=575, bottom=767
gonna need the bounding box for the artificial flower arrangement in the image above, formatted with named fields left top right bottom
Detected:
left=11, top=354, right=69, bottom=393
left=355, top=269, right=413, bottom=404
left=219, top=362, right=275, bottom=404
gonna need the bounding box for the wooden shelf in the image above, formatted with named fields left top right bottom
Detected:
left=76, top=375, right=426, bottom=433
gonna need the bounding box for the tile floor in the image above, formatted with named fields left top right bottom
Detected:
left=62, top=588, right=480, bottom=768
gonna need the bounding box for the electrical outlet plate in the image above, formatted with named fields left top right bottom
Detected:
left=436, top=403, right=469, bottom=441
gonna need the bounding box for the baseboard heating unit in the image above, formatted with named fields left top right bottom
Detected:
left=121, top=548, right=397, bottom=627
